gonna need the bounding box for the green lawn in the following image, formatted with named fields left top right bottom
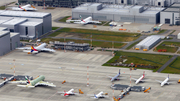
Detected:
left=169, top=30, right=176, bottom=35
left=126, top=40, right=142, bottom=50
left=59, top=16, right=71, bottom=22
left=103, top=21, right=111, bottom=26
left=41, top=38, right=126, bottom=48
left=0, top=6, right=5, bottom=10
left=52, top=27, right=59, bottom=30
left=49, top=28, right=140, bottom=42
left=103, top=51, right=172, bottom=72
left=158, top=29, right=167, bottom=34
left=154, top=41, right=180, bottom=53
left=161, top=57, right=180, bottom=74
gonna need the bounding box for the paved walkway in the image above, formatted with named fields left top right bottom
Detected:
left=157, top=55, right=178, bottom=72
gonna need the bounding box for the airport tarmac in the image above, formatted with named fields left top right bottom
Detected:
left=0, top=49, right=180, bottom=101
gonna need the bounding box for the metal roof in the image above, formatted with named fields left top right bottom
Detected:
left=0, top=27, right=7, bottom=31
left=136, top=35, right=161, bottom=47
left=0, top=10, right=50, bottom=18
left=20, top=21, right=42, bottom=26
left=10, top=32, right=19, bottom=37
left=2, top=18, right=27, bottom=25
left=0, top=31, right=9, bottom=37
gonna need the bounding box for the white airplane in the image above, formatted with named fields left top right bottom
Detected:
left=10, top=3, right=37, bottom=11
left=69, top=15, right=101, bottom=25
left=10, top=75, right=56, bottom=88
left=16, top=43, right=56, bottom=54
left=57, top=89, right=79, bottom=96
left=132, top=71, right=149, bottom=85
left=107, top=69, right=125, bottom=82
left=156, top=75, right=175, bottom=87
left=88, top=91, right=109, bottom=99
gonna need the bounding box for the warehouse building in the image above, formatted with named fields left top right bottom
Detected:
left=0, top=10, right=51, bottom=40
left=0, top=27, right=20, bottom=56
left=160, top=2, right=180, bottom=25
left=72, top=3, right=164, bottom=24
left=135, top=35, right=164, bottom=50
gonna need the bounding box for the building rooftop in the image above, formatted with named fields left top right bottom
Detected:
left=73, top=3, right=164, bottom=16
left=0, top=10, right=50, bottom=18
left=2, top=18, right=27, bottom=25
left=10, top=32, right=19, bottom=37
left=162, top=2, right=180, bottom=13
left=0, top=31, right=10, bottom=37
left=0, top=27, right=8, bottom=31
left=20, top=21, right=42, bottom=26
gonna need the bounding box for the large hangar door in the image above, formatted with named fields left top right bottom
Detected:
left=165, top=19, right=170, bottom=24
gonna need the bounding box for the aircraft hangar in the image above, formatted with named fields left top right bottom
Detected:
left=72, top=3, right=164, bottom=24
left=0, top=27, right=20, bottom=56
left=0, top=10, right=51, bottom=40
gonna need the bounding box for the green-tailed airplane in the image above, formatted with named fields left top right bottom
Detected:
left=10, top=75, right=56, bottom=88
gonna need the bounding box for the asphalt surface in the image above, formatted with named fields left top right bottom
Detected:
left=157, top=55, right=178, bottom=72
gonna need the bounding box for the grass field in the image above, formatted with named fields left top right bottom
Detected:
left=59, top=16, right=71, bottom=22
left=41, top=38, right=126, bottom=48
left=162, top=57, right=180, bottom=74
left=0, top=6, right=5, bottom=10
left=157, top=29, right=167, bottom=34
left=49, top=28, right=140, bottom=42
left=154, top=41, right=180, bottom=53
left=126, top=40, right=142, bottom=50
left=52, top=27, right=59, bottom=30
left=169, top=30, right=176, bottom=35
left=103, top=51, right=172, bottom=72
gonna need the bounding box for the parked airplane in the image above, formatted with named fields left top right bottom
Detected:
left=132, top=71, right=149, bottom=85
left=57, top=89, right=79, bottom=96
left=10, top=75, right=56, bottom=88
left=88, top=91, right=109, bottom=99
left=68, top=15, right=101, bottom=25
left=156, top=75, right=175, bottom=87
left=16, top=43, right=56, bottom=54
left=107, top=69, right=125, bottom=82
left=10, top=3, right=37, bottom=11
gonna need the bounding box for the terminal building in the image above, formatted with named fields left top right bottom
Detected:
left=0, top=10, right=51, bottom=40
left=160, top=2, right=180, bottom=25
left=0, top=27, right=20, bottom=56
left=72, top=3, right=164, bottom=24
left=54, top=41, right=90, bottom=51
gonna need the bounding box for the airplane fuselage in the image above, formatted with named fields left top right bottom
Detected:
left=30, top=75, right=45, bottom=86
left=64, top=89, right=75, bottom=96
left=135, top=75, right=144, bottom=84
left=111, top=74, right=120, bottom=82
left=161, top=78, right=169, bottom=87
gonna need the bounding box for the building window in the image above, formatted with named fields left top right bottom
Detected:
left=25, top=27, right=28, bottom=35
left=121, top=0, right=124, bottom=3
left=158, top=2, right=161, bottom=6
left=9, top=29, right=14, bottom=32
left=165, top=19, right=170, bottom=24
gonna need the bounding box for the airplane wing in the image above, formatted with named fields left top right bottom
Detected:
left=35, top=81, right=56, bottom=87
left=9, top=80, right=27, bottom=84
left=67, top=20, right=81, bottom=22
left=16, top=47, right=31, bottom=50
left=57, top=91, right=65, bottom=94
left=88, top=21, right=101, bottom=24
left=107, top=75, right=113, bottom=78
left=141, top=79, right=151, bottom=81
left=132, top=78, right=138, bottom=81
left=87, top=94, right=95, bottom=97
left=117, top=77, right=126, bottom=79
left=155, top=80, right=163, bottom=83
left=167, top=82, right=176, bottom=84
left=102, top=95, right=109, bottom=98
left=74, top=22, right=82, bottom=24
left=17, top=84, right=35, bottom=88
left=40, top=48, right=56, bottom=52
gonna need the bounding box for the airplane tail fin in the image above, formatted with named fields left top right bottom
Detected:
left=143, top=71, right=145, bottom=76
left=25, top=76, right=30, bottom=84
left=31, top=5, right=36, bottom=9
left=94, top=94, right=97, bottom=98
